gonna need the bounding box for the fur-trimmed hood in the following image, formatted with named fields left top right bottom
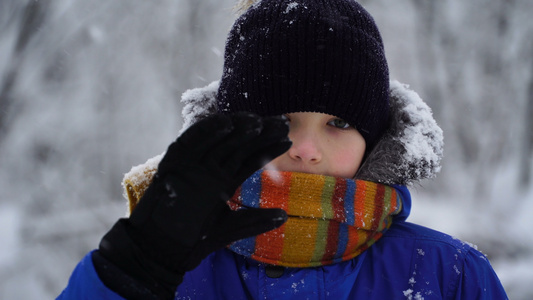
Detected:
left=122, top=80, right=443, bottom=212
left=179, top=80, right=443, bottom=186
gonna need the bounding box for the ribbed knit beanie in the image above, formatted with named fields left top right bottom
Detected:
left=217, top=0, right=390, bottom=151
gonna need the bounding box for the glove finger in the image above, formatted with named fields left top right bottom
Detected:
left=213, top=207, right=287, bottom=246
left=159, top=114, right=234, bottom=175
left=203, top=112, right=264, bottom=167
left=222, top=115, right=291, bottom=179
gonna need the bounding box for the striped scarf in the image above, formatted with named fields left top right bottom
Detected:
left=227, top=170, right=402, bottom=268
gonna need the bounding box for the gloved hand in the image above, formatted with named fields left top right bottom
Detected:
left=93, top=113, right=292, bottom=299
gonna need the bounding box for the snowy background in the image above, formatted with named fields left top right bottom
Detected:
left=0, top=0, right=532, bottom=299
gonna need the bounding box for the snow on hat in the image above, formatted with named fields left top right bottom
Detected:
left=217, top=0, right=390, bottom=151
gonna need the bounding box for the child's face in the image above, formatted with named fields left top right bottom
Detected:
left=264, top=112, right=366, bottom=178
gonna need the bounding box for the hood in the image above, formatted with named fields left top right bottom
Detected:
left=122, top=80, right=443, bottom=213
left=179, top=80, right=443, bottom=186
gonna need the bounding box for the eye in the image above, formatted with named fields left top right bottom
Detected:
left=328, top=118, right=351, bottom=129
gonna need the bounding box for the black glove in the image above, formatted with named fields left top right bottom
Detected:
left=93, top=113, right=292, bottom=299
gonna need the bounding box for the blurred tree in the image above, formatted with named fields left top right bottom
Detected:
left=409, top=0, right=532, bottom=196
left=0, top=0, right=235, bottom=298
left=410, top=0, right=445, bottom=117
left=520, top=57, right=533, bottom=189
left=0, top=0, right=47, bottom=145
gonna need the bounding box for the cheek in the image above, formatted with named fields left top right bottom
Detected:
left=330, top=148, right=363, bottom=177
left=326, top=128, right=366, bottom=177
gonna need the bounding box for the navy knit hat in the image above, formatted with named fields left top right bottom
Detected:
left=217, top=0, right=390, bottom=151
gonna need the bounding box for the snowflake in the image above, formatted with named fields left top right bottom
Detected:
left=284, top=2, right=299, bottom=14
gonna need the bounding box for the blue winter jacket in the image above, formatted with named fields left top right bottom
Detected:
left=58, top=186, right=508, bottom=299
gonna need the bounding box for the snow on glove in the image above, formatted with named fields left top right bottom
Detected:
left=93, top=113, right=291, bottom=299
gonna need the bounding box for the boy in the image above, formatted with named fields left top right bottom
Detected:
left=58, top=0, right=508, bottom=299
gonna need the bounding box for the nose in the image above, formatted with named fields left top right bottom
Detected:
left=287, top=129, right=322, bottom=164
